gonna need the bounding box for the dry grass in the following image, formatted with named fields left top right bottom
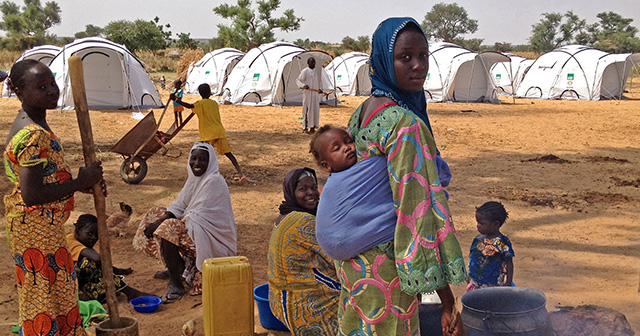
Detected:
left=0, top=50, right=23, bottom=70
left=509, top=51, right=542, bottom=59
left=135, top=48, right=185, bottom=73
left=175, top=49, right=205, bottom=82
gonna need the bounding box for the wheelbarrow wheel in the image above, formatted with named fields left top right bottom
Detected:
left=120, top=156, right=148, bottom=184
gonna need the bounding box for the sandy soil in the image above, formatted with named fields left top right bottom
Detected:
left=1, top=87, right=639, bottom=335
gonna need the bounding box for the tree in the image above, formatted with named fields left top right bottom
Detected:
left=491, top=42, right=513, bottom=53
left=421, top=3, right=478, bottom=43
left=175, top=32, right=199, bottom=49
left=0, top=0, right=60, bottom=37
left=213, top=0, right=303, bottom=51
left=587, top=12, right=640, bottom=53
left=0, top=0, right=60, bottom=49
left=341, top=36, right=370, bottom=52
left=152, top=16, right=171, bottom=41
left=293, top=38, right=312, bottom=49
left=529, top=11, right=586, bottom=53
left=454, top=37, right=483, bottom=51
left=74, top=24, right=102, bottom=38
left=103, top=19, right=168, bottom=51
left=204, top=37, right=226, bottom=52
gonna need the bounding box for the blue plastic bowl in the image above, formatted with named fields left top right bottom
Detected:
left=129, top=296, right=162, bottom=313
left=253, top=284, right=289, bottom=331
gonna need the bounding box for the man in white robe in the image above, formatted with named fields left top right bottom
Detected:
left=296, top=57, right=321, bottom=133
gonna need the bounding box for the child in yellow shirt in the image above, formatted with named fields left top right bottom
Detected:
left=171, top=83, right=247, bottom=184
left=67, top=214, right=150, bottom=302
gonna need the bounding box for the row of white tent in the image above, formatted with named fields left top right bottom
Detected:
left=186, top=42, right=338, bottom=106
left=6, top=41, right=637, bottom=110
left=2, top=38, right=163, bottom=110
left=187, top=43, right=639, bottom=104
left=432, top=43, right=639, bottom=101
left=186, top=46, right=370, bottom=105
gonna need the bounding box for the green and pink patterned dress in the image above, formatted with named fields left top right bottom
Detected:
left=336, top=104, right=467, bottom=335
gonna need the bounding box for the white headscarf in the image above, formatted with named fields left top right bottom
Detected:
left=167, top=142, right=237, bottom=271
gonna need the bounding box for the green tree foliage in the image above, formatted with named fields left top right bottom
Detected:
left=204, top=37, right=226, bottom=52
left=152, top=16, right=172, bottom=41
left=341, top=36, right=370, bottom=52
left=586, top=12, right=640, bottom=53
left=103, top=19, right=169, bottom=52
left=175, top=32, right=199, bottom=49
left=213, top=0, right=303, bottom=51
left=453, top=37, right=483, bottom=51
left=421, top=3, right=478, bottom=43
left=490, top=42, right=513, bottom=52
left=74, top=24, right=102, bottom=38
left=529, top=11, right=586, bottom=53
left=293, top=38, right=312, bottom=49
left=0, top=0, right=59, bottom=49
left=0, top=0, right=60, bottom=36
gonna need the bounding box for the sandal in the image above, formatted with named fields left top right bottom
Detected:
left=162, top=290, right=185, bottom=304
left=238, top=175, right=248, bottom=185
left=153, top=270, right=170, bottom=280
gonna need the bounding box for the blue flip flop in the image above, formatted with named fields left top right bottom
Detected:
left=162, top=290, right=184, bottom=304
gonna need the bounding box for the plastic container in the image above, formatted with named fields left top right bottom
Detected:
left=253, top=283, right=289, bottom=331
left=129, top=296, right=162, bottom=313
left=202, top=256, right=254, bottom=336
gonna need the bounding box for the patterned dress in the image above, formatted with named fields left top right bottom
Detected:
left=336, top=104, right=467, bottom=335
left=467, top=235, right=514, bottom=291
left=67, top=233, right=127, bottom=302
left=4, top=124, right=86, bottom=336
left=132, top=206, right=202, bottom=295
left=268, top=211, right=341, bottom=335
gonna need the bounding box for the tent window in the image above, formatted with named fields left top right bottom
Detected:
left=81, top=51, right=110, bottom=60
left=536, top=60, right=557, bottom=70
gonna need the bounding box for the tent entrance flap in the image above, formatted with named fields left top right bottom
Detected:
left=77, top=49, right=126, bottom=109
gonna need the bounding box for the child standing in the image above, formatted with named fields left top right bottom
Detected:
left=467, top=201, right=515, bottom=292
left=171, top=83, right=247, bottom=184
left=160, top=75, right=166, bottom=90
left=67, top=214, right=150, bottom=302
left=172, top=79, right=184, bottom=125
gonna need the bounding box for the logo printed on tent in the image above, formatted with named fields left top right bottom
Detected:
left=253, top=73, right=260, bottom=81
left=567, top=73, right=574, bottom=80
left=205, top=71, right=210, bottom=74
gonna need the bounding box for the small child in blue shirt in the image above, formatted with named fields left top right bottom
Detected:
left=172, top=79, right=184, bottom=125
left=467, top=201, right=515, bottom=292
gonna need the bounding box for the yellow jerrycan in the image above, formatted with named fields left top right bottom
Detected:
left=203, top=256, right=254, bottom=336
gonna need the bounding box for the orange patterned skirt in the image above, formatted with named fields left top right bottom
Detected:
left=7, top=210, right=86, bottom=336
left=132, top=206, right=202, bottom=295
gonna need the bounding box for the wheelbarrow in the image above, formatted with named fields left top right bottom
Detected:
left=111, top=102, right=194, bottom=184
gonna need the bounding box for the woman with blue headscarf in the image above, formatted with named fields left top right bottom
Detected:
left=333, top=18, right=467, bottom=335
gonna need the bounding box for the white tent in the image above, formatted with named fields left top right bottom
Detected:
left=516, top=45, right=640, bottom=100
left=222, top=42, right=336, bottom=106
left=185, top=48, right=245, bottom=95
left=49, top=37, right=163, bottom=110
left=325, top=51, right=371, bottom=96
left=490, top=54, right=535, bottom=95
left=2, top=45, right=62, bottom=98
left=425, top=42, right=510, bottom=102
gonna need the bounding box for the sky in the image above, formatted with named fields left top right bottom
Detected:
left=13, top=0, right=640, bottom=45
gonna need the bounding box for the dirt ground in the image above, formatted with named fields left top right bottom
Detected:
left=1, top=87, right=639, bottom=335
